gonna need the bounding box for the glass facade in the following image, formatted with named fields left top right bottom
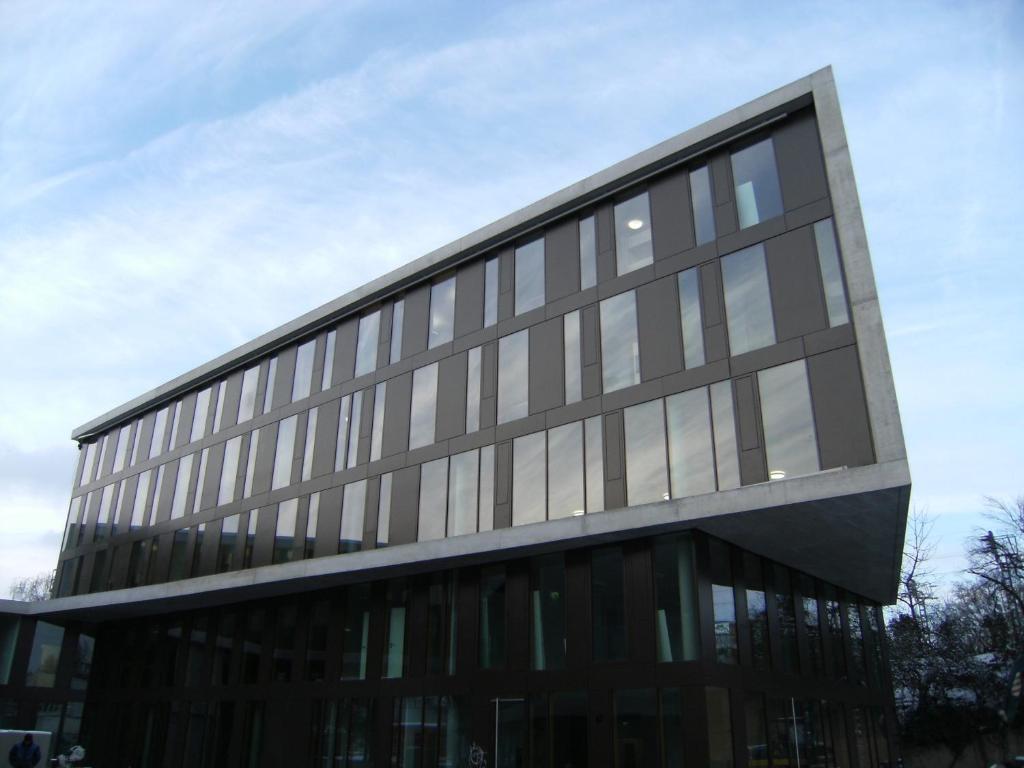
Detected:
left=599, top=291, right=640, bottom=393
left=514, top=239, right=545, bottom=315
left=732, top=138, right=783, bottom=229
left=721, top=243, right=775, bottom=356
left=613, top=192, right=654, bottom=276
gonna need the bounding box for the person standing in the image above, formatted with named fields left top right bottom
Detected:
left=7, top=734, right=40, bottom=768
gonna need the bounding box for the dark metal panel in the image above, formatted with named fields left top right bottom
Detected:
left=220, top=370, right=244, bottom=430
left=765, top=227, right=828, bottom=342
left=356, top=386, right=374, bottom=466
left=581, top=304, right=601, bottom=401
left=454, top=259, right=485, bottom=339
left=808, top=345, right=875, bottom=470
left=312, top=397, right=341, bottom=478
left=272, top=345, right=297, bottom=411
left=363, top=475, right=380, bottom=550
left=252, top=507, right=275, bottom=568
left=252, top=422, right=277, bottom=499
left=565, top=548, right=591, bottom=668
left=728, top=338, right=804, bottom=378
left=313, top=486, right=343, bottom=558
left=480, top=341, right=498, bottom=431
left=774, top=109, right=828, bottom=212
left=311, top=331, right=327, bottom=396
left=382, top=372, right=412, bottom=458
left=498, top=248, right=514, bottom=322
left=201, top=442, right=225, bottom=511
left=545, top=218, right=580, bottom=302
left=529, top=317, right=564, bottom=414
left=332, top=318, right=358, bottom=386
left=623, top=541, right=655, bottom=663
left=493, top=441, right=511, bottom=529
left=637, top=276, right=683, bottom=381
left=134, top=412, right=156, bottom=470
left=650, top=169, right=695, bottom=259
left=733, top=376, right=767, bottom=485
left=602, top=411, right=625, bottom=509
left=173, top=393, right=197, bottom=451
left=709, top=152, right=737, bottom=238
left=435, top=352, right=468, bottom=441
left=389, top=466, right=420, bottom=545
left=595, top=203, right=616, bottom=284
left=402, top=284, right=431, bottom=358
left=377, top=304, right=393, bottom=371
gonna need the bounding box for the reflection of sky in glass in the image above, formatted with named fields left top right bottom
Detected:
left=547, top=422, right=584, bottom=519
left=429, top=277, right=455, bottom=348
left=600, top=291, right=640, bottom=393
left=354, top=310, right=380, bottom=377
left=678, top=268, right=705, bottom=368
left=731, top=139, right=783, bottom=228
left=563, top=311, right=581, bottom=404
left=484, top=258, right=499, bottom=327
left=690, top=166, right=715, bottom=245
left=666, top=388, right=715, bottom=498
left=515, top=239, right=545, bottom=315
left=759, top=360, right=819, bottom=479
left=370, top=383, right=385, bottom=461
left=710, top=381, right=740, bottom=491
left=272, top=415, right=297, bottom=490
left=466, top=346, right=481, bottom=433
left=389, top=301, right=403, bottom=364
left=498, top=330, right=528, bottom=423
left=513, top=431, right=546, bottom=526
left=579, top=215, right=597, bottom=289
left=291, top=339, right=316, bottom=402
left=624, top=399, right=668, bottom=504
left=585, top=416, right=604, bottom=513
left=721, top=244, right=775, bottom=356
left=447, top=449, right=478, bottom=536
left=814, top=218, right=850, bottom=327
left=341, top=480, right=366, bottom=549
left=614, top=192, right=653, bottom=276
left=418, top=458, right=447, bottom=541
left=409, top=363, right=438, bottom=449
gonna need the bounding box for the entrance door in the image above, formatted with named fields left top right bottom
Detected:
left=492, top=697, right=526, bottom=768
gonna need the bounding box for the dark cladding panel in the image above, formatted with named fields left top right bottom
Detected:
left=700, top=261, right=728, bottom=363
left=174, top=394, right=196, bottom=451
left=766, top=227, right=828, bottom=342
left=734, top=375, right=766, bottom=485
left=637, top=277, right=683, bottom=381
left=252, top=422, right=277, bottom=498
left=272, top=345, right=298, bottom=411
left=595, top=203, right=616, bottom=284
left=498, top=248, right=514, bottom=322
left=529, top=318, right=564, bottom=414
left=253, top=506, right=275, bottom=568
left=650, top=170, right=695, bottom=259
left=312, top=397, right=341, bottom=478
left=545, top=218, right=580, bottom=302
left=436, top=353, right=468, bottom=441
left=219, top=370, right=244, bottom=430
left=454, top=260, right=485, bottom=338
left=808, top=346, right=875, bottom=470
left=494, top=441, right=512, bottom=529
left=480, top=341, right=498, bottom=430
left=402, top=284, right=431, bottom=358
left=603, top=411, right=625, bottom=509
left=581, top=304, right=601, bottom=400
left=710, top=152, right=737, bottom=238
left=774, top=110, right=829, bottom=212
left=389, top=466, right=420, bottom=546
left=314, top=486, right=344, bottom=558
left=382, top=372, right=412, bottom=458
left=332, top=318, right=359, bottom=386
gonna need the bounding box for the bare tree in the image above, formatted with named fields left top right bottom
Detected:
left=967, top=496, right=1024, bottom=657
left=898, top=508, right=937, bottom=623
left=9, top=571, right=55, bottom=602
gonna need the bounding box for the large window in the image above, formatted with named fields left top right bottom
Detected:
left=677, top=268, right=705, bottom=368
left=340, top=480, right=366, bottom=553
left=169, top=454, right=193, bottom=520
left=447, top=450, right=479, bottom=537
left=599, top=291, right=640, bottom=393
left=190, top=388, right=211, bottom=443
left=389, top=299, right=404, bottom=363
left=512, top=432, right=546, bottom=526
left=354, top=310, right=380, bottom=378
left=409, top=363, right=439, bottom=450
left=237, top=365, right=260, bottom=424
left=149, top=406, right=169, bottom=459
left=758, top=360, right=819, bottom=480
left=614, top=191, right=653, bottom=275
left=514, top=239, right=545, bottom=315
left=547, top=422, right=585, bottom=519
left=579, top=215, right=597, bottom=289
left=497, top=330, right=528, bottom=424
left=745, top=554, right=770, bottom=670
left=218, top=436, right=243, bottom=506
left=624, top=399, right=668, bottom=504
left=814, top=218, right=850, bottom=327
left=653, top=534, right=700, bottom=662
left=322, top=329, right=336, bottom=388
left=273, top=499, right=299, bottom=565
left=292, top=339, right=316, bottom=402
left=721, top=243, right=775, bottom=356
left=370, top=382, right=386, bottom=462
left=272, top=416, right=298, bottom=490
left=530, top=555, right=566, bottom=670
left=429, top=276, right=456, bottom=349
left=591, top=546, right=626, bottom=661
left=563, top=311, right=581, bottom=404
left=465, top=346, right=481, bottom=433
left=731, top=138, right=783, bottom=229
left=665, top=388, right=716, bottom=497
left=418, top=458, right=448, bottom=542
left=25, top=621, right=64, bottom=687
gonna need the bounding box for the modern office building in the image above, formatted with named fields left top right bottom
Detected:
left=0, top=67, right=909, bottom=767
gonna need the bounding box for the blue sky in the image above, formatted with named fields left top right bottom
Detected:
left=1, top=1, right=1021, bottom=596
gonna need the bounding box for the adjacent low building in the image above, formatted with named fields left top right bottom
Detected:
left=0, top=66, right=909, bottom=767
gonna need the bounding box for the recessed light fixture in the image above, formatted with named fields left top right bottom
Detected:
left=627, top=218, right=644, bottom=230
left=662, top=492, right=670, bottom=501
left=769, top=470, right=786, bottom=480
left=572, top=510, right=585, bottom=517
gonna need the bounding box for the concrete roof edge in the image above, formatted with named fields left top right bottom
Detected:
left=71, top=66, right=830, bottom=441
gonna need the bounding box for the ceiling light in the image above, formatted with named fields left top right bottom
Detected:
left=627, top=218, right=644, bottom=230
left=769, top=470, right=786, bottom=480
left=572, top=510, right=585, bottom=517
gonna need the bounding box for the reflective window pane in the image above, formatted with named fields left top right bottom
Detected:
left=775, top=565, right=800, bottom=673
left=706, top=687, right=734, bottom=768
left=389, top=300, right=404, bottom=364
left=346, top=392, right=361, bottom=469
left=340, top=480, right=366, bottom=553
left=514, top=239, right=545, bottom=315
left=25, top=621, right=64, bottom=687
left=218, top=436, right=243, bottom=506
left=666, top=388, right=716, bottom=498
left=447, top=450, right=478, bottom=537
left=354, top=310, right=380, bottom=378
left=170, top=454, right=193, bottom=520
left=599, top=291, right=640, bottom=392
left=262, top=357, right=277, bottom=414
left=377, top=473, right=392, bottom=546
left=305, top=494, right=318, bottom=559
left=322, top=329, right=336, bottom=390
left=584, top=416, right=604, bottom=513
left=721, top=243, right=775, bottom=356
left=530, top=554, right=566, bottom=670
left=624, top=399, right=668, bottom=505
left=678, top=267, right=705, bottom=368
left=814, top=218, right=850, bottom=327
left=690, top=165, right=716, bottom=245
left=212, top=381, right=227, bottom=433
left=713, top=584, right=738, bottom=664
left=563, top=311, right=581, bottom=404
left=273, top=499, right=299, bottom=564
left=292, top=339, right=316, bottom=402
left=759, top=360, right=819, bottom=480
left=710, top=382, right=741, bottom=491
left=112, top=424, right=130, bottom=471
left=149, top=407, right=169, bottom=459
left=547, top=422, right=584, bottom=519
left=429, top=277, right=456, bottom=348
left=654, top=533, right=700, bottom=662
left=745, top=554, right=770, bottom=671
left=465, top=346, right=481, bottom=433
left=478, top=445, right=494, bottom=533
left=238, top=365, right=260, bottom=423
left=217, top=514, right=239, bottom=573
left=301, top=410, right=317, bottom=482
left=370, top=382, right=386, bottom=462
left=342, top=583, right=371, bottom=679
left=731, top=138, right=783, bottom=229
left=512, top=431, right=546, bottom=527
left=190, top=388, right=211, bottom=443
left=418, top=458, right=448, bottom=542
left=497, top=330, right=528, bottom=424
left=579, top=215, right=597, bottom=289
left=409, top=363, right=438, bottom=450
left=243, top=429, right=260, bottom=498
left=614, top=192, right=654, bottom=276
left=272, top=415, right=298, bottom=490
left=484, top=257, right=499, bottom=327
